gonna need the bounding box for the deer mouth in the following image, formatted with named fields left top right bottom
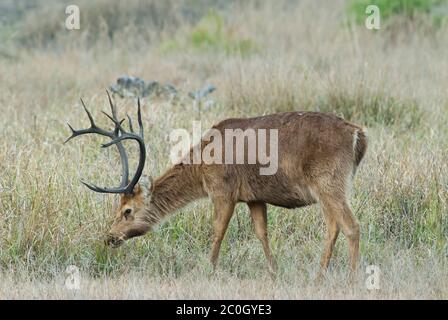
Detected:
left=106, top=235, right=125, bottom=248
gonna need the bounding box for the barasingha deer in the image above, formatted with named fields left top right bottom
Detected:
left=66, top=92, right=367, bottom=278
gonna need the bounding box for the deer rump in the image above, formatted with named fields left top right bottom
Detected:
left=193, top=111, right=367, bottom=210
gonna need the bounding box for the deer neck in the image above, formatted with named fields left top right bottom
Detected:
left=145, top=164, right=205, bottom=222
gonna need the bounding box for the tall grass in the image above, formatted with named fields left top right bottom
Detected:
left=0, top=0, right=447, bottom=298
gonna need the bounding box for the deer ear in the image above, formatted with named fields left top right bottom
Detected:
left=137, top=175, right=153, bottom=197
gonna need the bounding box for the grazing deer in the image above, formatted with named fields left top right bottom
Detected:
left=66, top=93, right=367, bottom=278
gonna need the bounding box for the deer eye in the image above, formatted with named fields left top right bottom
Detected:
left=123, top=208, right=132, bottom=219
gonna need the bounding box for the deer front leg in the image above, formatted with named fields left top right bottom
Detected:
left=209, top=196, right=235, bottom=270
left=247, top=201, right=276, bottom=276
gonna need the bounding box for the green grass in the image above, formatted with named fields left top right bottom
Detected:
left=159, top=11, right=259, bottom=56
left=347, top=0, right=447, bottom=23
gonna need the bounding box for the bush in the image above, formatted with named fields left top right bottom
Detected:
left=190, top=11, right=258, bottom=55
left=160, top=11, right=259, bottom=56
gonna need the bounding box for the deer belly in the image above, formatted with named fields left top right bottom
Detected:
left=259, top=185, right=317, bottom=209
left=266, top=199, right=312, bottom=209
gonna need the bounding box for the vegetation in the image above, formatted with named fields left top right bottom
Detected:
left=0, top=0, right=447, bottom=298
left=347, top=0, right=448, bottom=24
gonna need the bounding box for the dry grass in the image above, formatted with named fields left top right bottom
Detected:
left=0, top=0, right=447, bottom=299
left=1, top=249, right=448, bottom=299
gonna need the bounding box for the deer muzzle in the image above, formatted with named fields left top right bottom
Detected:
left=105, top=234, right=125, bottom=248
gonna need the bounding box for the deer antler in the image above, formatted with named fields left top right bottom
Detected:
left=65, top=92, right=146, bottom=195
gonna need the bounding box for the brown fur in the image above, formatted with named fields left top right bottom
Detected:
left=109, top=111, right=367, bottom=277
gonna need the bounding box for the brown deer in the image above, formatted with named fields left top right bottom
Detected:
left=66, top=93, right=367, bottom=278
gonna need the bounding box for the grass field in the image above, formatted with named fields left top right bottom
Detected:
left=0, top=0, right=447, bottom=299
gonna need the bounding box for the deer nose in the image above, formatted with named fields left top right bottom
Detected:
left=105, top=234, right=124, bottom=247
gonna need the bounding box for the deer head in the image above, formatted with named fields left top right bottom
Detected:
left=65, top=92, right=152, bottom=247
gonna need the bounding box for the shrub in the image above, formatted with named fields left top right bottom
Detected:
left=160, top=11, right=259, bottom=56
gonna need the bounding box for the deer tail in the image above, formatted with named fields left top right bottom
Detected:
left=353, top=128, right=368, bottom=168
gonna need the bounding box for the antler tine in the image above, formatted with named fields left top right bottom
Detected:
left=64, top=123, right=77, bottom=144
left=81, top=98, right=96, bottom=128
left=126, top=99, right=143, bottom=135
left=106, top=90, right=118, bottom=120
left=137, top=98, right=144, bottom=139
left=101, top=111, right=127, bottom=138
left=64, top=99, right=104, bottom=144
left=102, top=111, right=125, bottom=127
left=104, top=90, right=129, bottom=133
left=127, top=114, right=134, bottom=133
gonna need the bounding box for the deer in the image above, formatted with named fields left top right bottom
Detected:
left=65, top=92, right=367, bottom=279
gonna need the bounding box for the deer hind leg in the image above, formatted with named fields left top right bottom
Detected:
left=319, top=193, right=360, bottom=277
left=247, top=201, right=276, bottom=275
left=318, top=205, right=340, bottom=278
left=209, top=196, right=236, bottom=270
